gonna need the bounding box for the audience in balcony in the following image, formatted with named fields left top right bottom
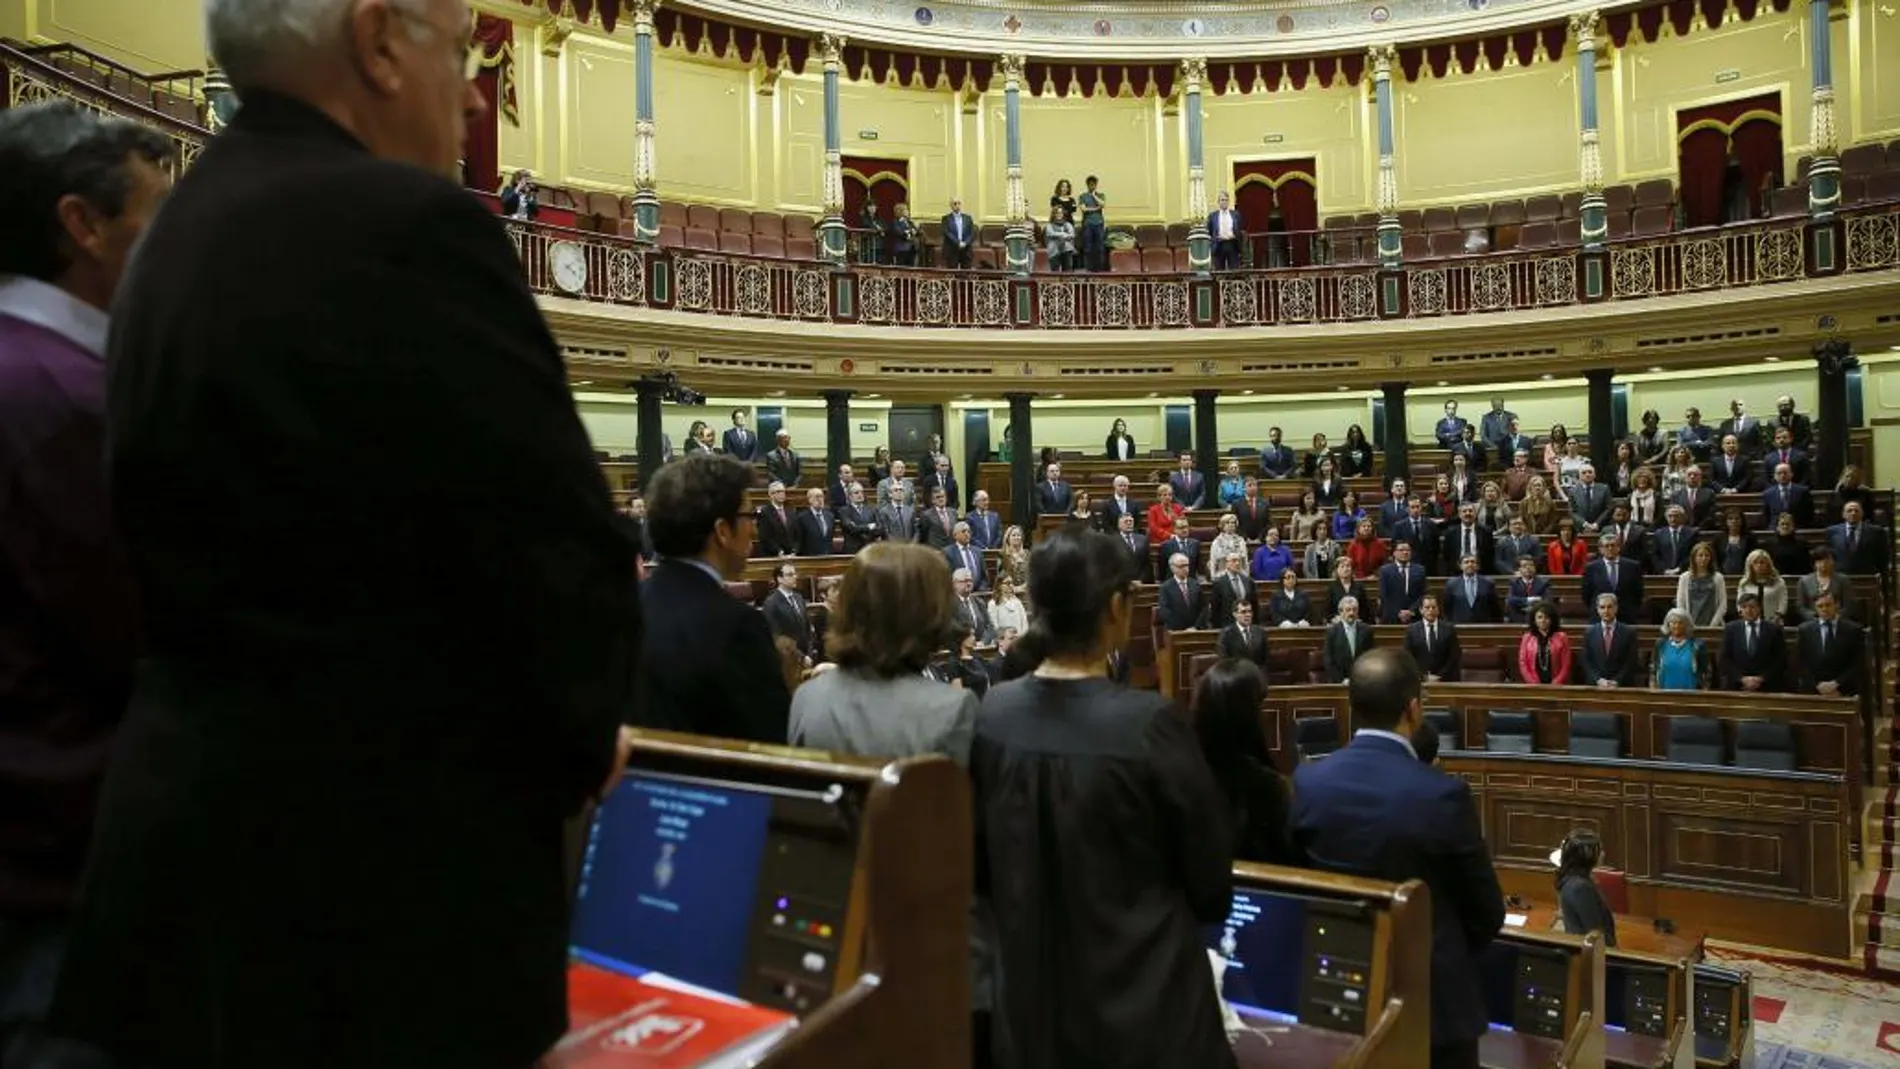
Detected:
left=1207, top=514, right=1248, bottom=581
left=1049, top=179, right=1077, bottom=227
left=1268, top=569, right=1313, bottom=627
left=1516, top=603, right=1570, bottom=685
left=1103, top=418, right=1137, bottom=460
left=500, top=169, right=538, bottom=219
left=1721, top=593, right=1788, bottom=693
left=1077, top=175, right=1108, bottom=272
left=1339, top=424, right=1376, bottom=476
left=856, top=201, right=883, bottom=265
left=1546, top=518, right=1589, bottom=576
left=1259, top=426, right=1297, bottom=479
left=1735, top=549, right=1789, bottom=623
left=1045, top=206, right=1078, bottom=271
left=1674, top=542, right=1728, bottom=628
left=1652, top=610, right=1710, bottom=691
left=940, top=197, right=976, bottom=269
left=889, top=202, right=918, bottom=266
left=1208, top=191, right=1245, bottom=272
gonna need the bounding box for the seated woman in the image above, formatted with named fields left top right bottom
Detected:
left=1217, top=460, right=1247, bottom=507
left=1249, top=528, right=1295, bottom=583
left=971, top=527, right=1235, bottom=1069
left=1735, top=549, right=1789, bottom=622
left=1552, top=829, right=1618, bottom=947
left=1517, top=603, right=1572, bottom=685
left=1673, top=541, right=1728, bottom=628
left=1266, top=568, right=1311, bottom=627
left=1546, top=517, right=1589, bottom=576
left=1287, top=489, right=1326, bottom=542
left=1192, top=659, right=1295, bottom=865
left=1205, top=513, right=1248, bottom=583
left=1344, top=516, right=1387, bottom=578
left=1652, top=609, right=1710, bottom=690
left=1323, top=557, right=1367, bottom=623
left=1329, top=489, right=1368, bottom=542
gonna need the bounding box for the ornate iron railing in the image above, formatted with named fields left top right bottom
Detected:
left=1, top=42, right=207, bottom=177
left=513, top=201, right=1900, bottom=330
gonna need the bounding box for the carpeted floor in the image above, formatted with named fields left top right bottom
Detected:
left=1705, top=946, right=1900, bottom=1067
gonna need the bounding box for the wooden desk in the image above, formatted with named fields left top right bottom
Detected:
left=1481, top=1028, right=1570, bottom=1069
left=1231, top=1017, right=1362, bottom=1068
left=1516, top=905, right=1706, bottom=963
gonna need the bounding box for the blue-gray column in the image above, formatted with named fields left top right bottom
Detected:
left=629, top=0, right=660, bottom=241
left=1573, top=12, right=1607, bottom=248
left=1806, top=0, right=1840, bottom=218
left=817, top=33, right=848, bottom=264
left=1183, top=58, right=1211, bottom=274
left=1370, top=45, right=1400, bottom=269
left=1001, top=54, right=1030, bottom=274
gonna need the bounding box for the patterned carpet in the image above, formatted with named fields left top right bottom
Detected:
left=1705, top=945, right=1900, bottom=1067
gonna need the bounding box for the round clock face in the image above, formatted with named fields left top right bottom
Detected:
left=549, top=241, right=588, bottom=294
left=1182, top=17, right=1205, bottom=36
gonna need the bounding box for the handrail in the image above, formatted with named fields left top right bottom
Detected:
left=0, top=41, right=210, bottom=144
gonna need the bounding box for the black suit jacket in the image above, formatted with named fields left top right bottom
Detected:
left=762, top=587, right=815, bottom=657
left=794, top=508, right=835, bottom=556
left=1232, top=496, right=1273, bottom=541
left=1440, top=524, right=1495, bottom=576
left=1323, top=622, right=1374, bottom=682
left=917, top=506, right=959, bottom=550
left=1404, top=619, right=1462, bottom=680
left=1828, top=523, right=1890, bottom=575
left=1441, top=574, right=1498, bottom=624
left=1796, top=617, right=1864, bottom=695
left=764, top=447, right=802, bottom=487
left=723, top=425, right=760, bottom=461
left=1648, top=525, right=1697, bottom=574
left=1504, top=576, right=1553, bottom=624
left=1209, top=572, right=1259, bottom=628
left=1761, top=482, right=1814, bottom=528
left=1581, top=557, right=1646, bottom=620
left=1720, top=618, right=1787, bottom=691
left=755, top=503, right=797, bottom=556
left=1579, top=621, right=1641, bottom=686
left=1709, top=453, right=1753, bottom=492
left=56, top=93, right=643, bottom=1068
left=1158, top=577, right=1207, bottom=631
left=838, top=503, right=881, bottom=551
left=1034, top=479, right=1074, bottom=516
left=1218, top=624, right=1270, bottom=666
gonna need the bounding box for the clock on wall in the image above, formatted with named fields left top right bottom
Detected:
left=549, top=241, right=588, bottom=294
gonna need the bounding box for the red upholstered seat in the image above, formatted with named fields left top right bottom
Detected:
left=1141, top=247, right=1174, bottom=273
left=750, top=211, right=785, bottom=238
left=751, top=234, right=786, bottom=258
left=1866, top=172, right=1900, bottom=205
left=1110, top=248, right=1141, bottom=273
left=1427, top=231, right=1464, bottom=257
left=1033, top=249, right=1050, bottom=272
left=584, top=191, right=621, bottom=233
left=686, top=204, right=720, bottom=231
left=718, top=207, right=752, bottom=233
left=1166, top=222, right=1191, bottom=245
left=1632, top=178, right=1673, bottom=208
left=718, top=231, right=752, bottom=255
left=1173, top=247, right=1192, bottom=272
left=1422, top=206, right=1456, bottom=232
left=1630, top=206, right=1672, bottom=236
left=1454, top=203, right=1490, bottom=230
left=1605, top=210, right=1631, bottom=240
left=1397, top=208, right=1423, bottom=231
left=1524, top=194, right=1562, bottom=221
left=784, top=215, right=816, bottom=240
left=1518, top=221, right=1557, bottom=248
left=658, top=201, right=688, bottom=228
left=1768, top=185, right=1808, bottom=217
left=1841, top=174, right=1868, bottom=205
left=1602, top=185, right=1635, bottom=213
left=785, top=237, right=817, bottom=259
left=1555, top=218, right=1581, bottom=245
left=1592, top=869, right=1631, bottom=914
left=683, top=227, right=718, bottom=250
left=1135, top=224, right=1169, bottom=248
left=1841, top=142, right=1886, bottom=177
left=1461, top=646, right=1507, bottom=683
left=1559, top=191, right=1583, bottom=219
left=1401, top=233, right=1429, bottom=260
left=656, top=224, right=684, bottom=247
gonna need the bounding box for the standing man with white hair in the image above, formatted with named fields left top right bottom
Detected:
left=0, top=100, right=173, bottom=1069
left=51, top=2, right=643, bottom=1067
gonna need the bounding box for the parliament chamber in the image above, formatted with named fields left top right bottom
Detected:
left=7, top=0, right=1900, bottom=1063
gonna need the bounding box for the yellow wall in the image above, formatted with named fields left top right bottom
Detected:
left=22, top=0, right=202, bottom=72
left=1397, top=60, right=1579, bottom=203
left=1849, top=0, right=1900, bottom=142
left=998, top=93, right=1167, bottom=223
left=1201, top=82, right=1370, bottom=213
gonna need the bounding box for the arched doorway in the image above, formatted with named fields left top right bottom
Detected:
left=1231, top=159, right=1319, bottom=267
left=1676, top=92, right=1783, bottom=228
left=842, top=156, right=910, bottom=264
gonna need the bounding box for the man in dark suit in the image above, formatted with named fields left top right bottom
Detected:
left=1718, top=399, right=1762, bottom=457
left=763, top=429, right=802, bottom=487
left=762, top=560, right=816, bottom=662
left=919, top=454, right=959, bottom=506
left=1169, top=453, right=1206, bottom=509
left=1600, top=502, right=1647, bottom=564
left=1101, top=475, right=1141, bottom=531
left=1322, top=598, right=1375, bottom=683
left=1496, top=419, right=1535, bottom=463
left=0, top=103, right=171, bottom=1068
left=1493, top=517, right=1541, bottom=578
left=1708, top=435, right=1752, bottom=493
left=1580, top=593, right=1642, bottom=687
left=876, top=484, right=917, bottom=544
left=755, top=480, right=798, bottom=557
left=1581, top=533, right=1645, bottom=621
left=951, top=567, right=995, bottom=645
left=1378, top=542, right=1427, bottom=625
left=1567, top=464, right=1611, bottom=533
left=1504, top=556, right=1553, bottom=624
left=51, top=57, right=647, bottom=1069
left=1209, top=552, right=1259, bottom=629
left=722, top=408, right=760, bottom=461
left=1649, top=505, right=1697, bottom=576
left=1772, top=395, right=1813, bottom=451
left=916, top=485, right=960, bottom=550
left=1034, top=461, right=1073, bottom=517
left=793, top=487, right=835, bottom=556
left=1440, top=504, right=1493, bottom=579
left=1479, top=398, right=1518, bottom=453
left=1292, top=650, right=1505, bottom=1069
left=944, top=523, right=989, bottom=593
left=1158, top=516, right=1202, bottom=580
left=1217, top=600, right=1270, bottom=667
left=838, top=482, right=882, bottom=551
left=1721, top=593, right=1787, bottom=693
left=1442, top=556, right=1498, bottom=624
left=827, top=461, right=857, bottom=511
left=1796, top=592, right=1864, bottom=697
left=1827, top=501, right=1890, bottom=575
left=1157, top=552, right=1207, bottom=631
left=1231, top=480, right=1273, bottom=541
left=940, top=196, right=975, bottom=269
left=1258, top=428, right=1296, bottom=480
left=1673, top=467, right=1717, bottom=530
left=1113, top=513, right=1147, bottom=569
left=964, top=489, right=1002, bottom=549
left=1392, top=498, right=1439, bottom=575
left=1377, top=479, right=1411, bottom=537
left=1761, top=462, right=1814, bottom=530
left=1764, top=425, right=1812, bottom=486
left=1206, top=190, right=1244, bottom=271
left=1404, top=596, right=1462, bottom=681
left=1433, top=400, right=1468, bottom=450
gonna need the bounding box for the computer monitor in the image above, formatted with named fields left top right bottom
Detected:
left=1209, top=886, right=1378, bottom=1034
left=1479, top=940, right=1570, bottom=1039
left=570, top=769, right=864, bottom=1015
left=1693, top=964, right=1747, bottom=1063
left=1604, top=961, right=1671, bottom=1037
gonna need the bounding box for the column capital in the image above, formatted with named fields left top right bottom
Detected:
left=1379, top=379, right=1409, bottom=395
left=1179, top=56, right=1208, bottom=93
left=1584, top=366, right=1616, bottom=383
left=1812, top=338, right=1857, bottom=373
left=998, top=53, right=1027, bottom=85
left=1191, top=386, right=1220, bottom=401
left=1568, top=10, right=1601, bottom=49
left=817, top=31, right=848, bottom=67
left=1368, top=44, right=1397, bottom=80
left=630, top=0, right=661, bottom=32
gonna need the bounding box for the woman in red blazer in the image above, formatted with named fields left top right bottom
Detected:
left=1516, top=602, right=1572, bottom=684
left=1545, top=517, right=1590, bottom=575
left=1145, top=482, right=1186, bottom=546
left=1344, top=516, right=1387, bottom=578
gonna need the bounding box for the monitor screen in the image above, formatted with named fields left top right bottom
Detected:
left=1209, top=887, right=1376, bottom=1034
left=1605, top=961, right=1671, bottom=1037
left=570, top=771, right=862, bottom=1013
left=1479, top=940, right=1569, bottom=1039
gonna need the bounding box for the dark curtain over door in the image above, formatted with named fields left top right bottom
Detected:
left=1232, top=158, right=1318, bottom=266
left=1676, top=92, right=1783, bottom=228
left=841, top=156, right=910, bottom=227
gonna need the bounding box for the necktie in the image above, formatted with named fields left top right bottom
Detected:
left=1402, top=568, right=1409, bottom=595
left=1231, top=575, right=1242, bottom=599
left=777, top=507, right=786, bottom=525
left=1748, top=622, right=1757, bottom=654
left=1603, top=627, right=1613, bottom=655
left=1465, top=577, right=1475, bottom=605
left=1346, top=627, right=1357, bottom=656
left=1849, top=527, right=1859, bottom=555
left=1426, top=624, right=1435, bottom=651
left=1609, top=561, right=1618, bottom=586
left=1822, top=622, right=1832, bottom=650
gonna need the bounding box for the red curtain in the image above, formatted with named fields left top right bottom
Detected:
left=841, top=156, right=910, bottom=227
left=467, top=14, right=517, bottom=193
left=1676, top=92, right=1783, bottom=227
left=1231, top=158, right=1318, bottom=266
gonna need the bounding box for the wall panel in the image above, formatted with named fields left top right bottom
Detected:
left=1850, top=0, right=1900, bottom=141
left=1397, top=62, right=1577, bottom=202
left=1203, top=84, right=1370, bottom=216
left=33, top=0, right=201, bottom=72
left=633, top=50, right=754, bottom=203
left=997, top=94, right=1163, bottom=223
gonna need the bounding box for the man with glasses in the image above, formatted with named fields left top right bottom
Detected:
left=49, top=2, right=647, bottom=1066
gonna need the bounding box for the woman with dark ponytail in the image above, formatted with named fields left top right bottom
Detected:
left=971, top=527, right=1237, bottom=1069
left=1552, top=828, right=1618, bottom=947
left=1191, top=659, right=1294, bottom=865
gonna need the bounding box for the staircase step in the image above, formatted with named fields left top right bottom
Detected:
left=1859, top=870, right=1897, bottom=951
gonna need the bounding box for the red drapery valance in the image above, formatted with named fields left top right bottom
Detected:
left=466, top=13, right=516, bottom=193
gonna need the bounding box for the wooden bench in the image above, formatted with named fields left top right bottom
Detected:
left=1478, top=928, right=1607, bottom=1069
left=1688, top=963, right=1754, bottom=1069
left=1598, top=947, right=1695, bottom=1069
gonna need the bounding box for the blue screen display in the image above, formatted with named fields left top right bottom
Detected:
left=569, top=773, right=775, bottom=995
left=1207, top=888, right=1307, bottom=1019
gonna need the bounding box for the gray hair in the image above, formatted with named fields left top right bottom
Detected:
left=208, top=0, right=431, bottom=88
left=1337, top=596, right=1359, bottom=613
left=950, top=568, right=972, bottom=583
left=0, top=102, right=172, bottom=281
left=1596, top=593, right=1619, bottom=610
left=1661, top=607, right=1696, bottom=636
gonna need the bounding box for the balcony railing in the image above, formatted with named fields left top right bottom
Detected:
left=1, top=40, right=208, bottom=177
left=512, top=201, right=1900, bottom=330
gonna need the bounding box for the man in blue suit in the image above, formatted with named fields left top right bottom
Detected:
left=1292, top=649, right=1505, bottom=1069
left=1433, top=399, right=1468, bottom=449
left=721, top=409, right=760, bottom=461
left=1207, top=190, right=1244, bottom=271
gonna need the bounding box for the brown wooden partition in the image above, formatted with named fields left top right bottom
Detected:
left=1689, top=964, right=1753, bottom=1069
left=612, top=731, right=972, bottom=1069
left=1479, top=930, right=1607, bottom=1069
left=1223, top=865, right=1432, bottom=1069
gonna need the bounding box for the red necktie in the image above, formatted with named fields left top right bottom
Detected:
left=1603, top=627, right=1613, bottom=655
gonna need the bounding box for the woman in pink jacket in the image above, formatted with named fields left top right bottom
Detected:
left=1517, top=602, right=1573, bottom=685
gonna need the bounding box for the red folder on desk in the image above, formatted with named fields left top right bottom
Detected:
left=549, top=964, right=794, bottom=1069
